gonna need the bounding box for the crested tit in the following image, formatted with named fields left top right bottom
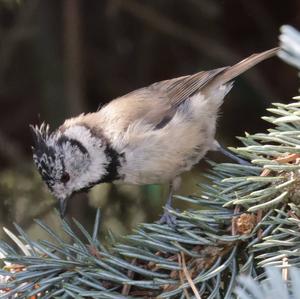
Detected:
left=30, top=48, right=278, bottom=225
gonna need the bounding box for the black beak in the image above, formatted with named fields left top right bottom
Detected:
left=59, top=197, right=68, bottom=218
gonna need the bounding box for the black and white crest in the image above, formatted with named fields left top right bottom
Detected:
left=30, top=123, right=64, bottom=189
left=30, top=120, right=123, bottom=216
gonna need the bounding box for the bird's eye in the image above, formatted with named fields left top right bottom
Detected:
left=61, top=172, right=70, bottom=183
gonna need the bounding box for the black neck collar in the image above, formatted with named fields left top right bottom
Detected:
left=100, top=144, right=122, bottom=183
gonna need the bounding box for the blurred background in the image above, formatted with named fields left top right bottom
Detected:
left=0, top=0, right=299, bottom=240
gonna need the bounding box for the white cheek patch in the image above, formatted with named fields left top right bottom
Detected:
left=61, top=142, right=89, bottom=174
left=64, top=126, right=104, bottom=148
left=62, top=125, right=109, bottom=191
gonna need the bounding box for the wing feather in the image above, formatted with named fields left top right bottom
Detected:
left=65, top=48, right=278, bottom=137
left=157, top=67, right=227, bottom=108
left=102, top=67, right=227, bottom=131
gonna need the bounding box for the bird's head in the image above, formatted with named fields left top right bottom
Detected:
left=30, top=123, right=117, bottom=217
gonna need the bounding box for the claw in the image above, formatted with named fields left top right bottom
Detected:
left=157, top=209, right=177, bottom=226
left=158, top=178, right=180, bottom=227
left=157, top=204, right=177, bottom=228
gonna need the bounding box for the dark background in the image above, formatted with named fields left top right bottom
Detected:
left=0, top=0, right=299, bottom=238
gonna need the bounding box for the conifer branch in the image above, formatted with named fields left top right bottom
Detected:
left=1, top=25, right=300, bottom=298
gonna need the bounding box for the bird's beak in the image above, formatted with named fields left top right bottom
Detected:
left=59, top=197, right=69, bottom=218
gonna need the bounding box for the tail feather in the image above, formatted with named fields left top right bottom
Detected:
left=216, top=47, right=279, bottom=85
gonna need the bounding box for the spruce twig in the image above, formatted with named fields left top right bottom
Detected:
left=235, top=267, right=300, bottom=299
left=1, top=24, right=300, bottom=299
left=1, top=96, right=300, bottom=297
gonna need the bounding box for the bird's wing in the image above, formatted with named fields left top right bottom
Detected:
left=148, top=67, right=227, bottom=109
left=103, top=47, right=278, bottom=130
left=67, top=48, right=278, bottom=136
left=152, top=47, right=279, bottom=109
left=98, top=67, right=227, bottom=131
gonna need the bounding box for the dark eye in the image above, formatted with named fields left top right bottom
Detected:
left=61, top=172, right=70, bottom=183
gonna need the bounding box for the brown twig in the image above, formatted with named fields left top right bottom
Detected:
left=180, top=252, right=202, bottom=299
left=256, top=209, right=263, bottom=239
left=63, top=0, right=85, bottom=115
left=231, top=205, right=240, bottom=236
left=121, top=258, right=136, bottom=295
left=261, top=153, right=300, bottom=176
left=178, top=253, right=191, bottom=299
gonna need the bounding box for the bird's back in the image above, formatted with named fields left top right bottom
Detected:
left=59, top=48, right=278, bottom=184
left=62, top=48, right=278, bottom=140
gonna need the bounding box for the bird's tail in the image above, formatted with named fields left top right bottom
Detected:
left=215, top=47, right=279, bottom=85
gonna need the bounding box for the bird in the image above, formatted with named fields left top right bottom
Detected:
left=30, top=47, right=278, bottom=225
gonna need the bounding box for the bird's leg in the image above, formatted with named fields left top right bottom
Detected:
left=213, top=140, right=251, bottom=165
left=157, top=186, right=177, bottom=226
left=158, top=177, right=181, bottom=226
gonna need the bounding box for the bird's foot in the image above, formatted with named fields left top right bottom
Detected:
left=157, top=209, right=177, bottom=227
